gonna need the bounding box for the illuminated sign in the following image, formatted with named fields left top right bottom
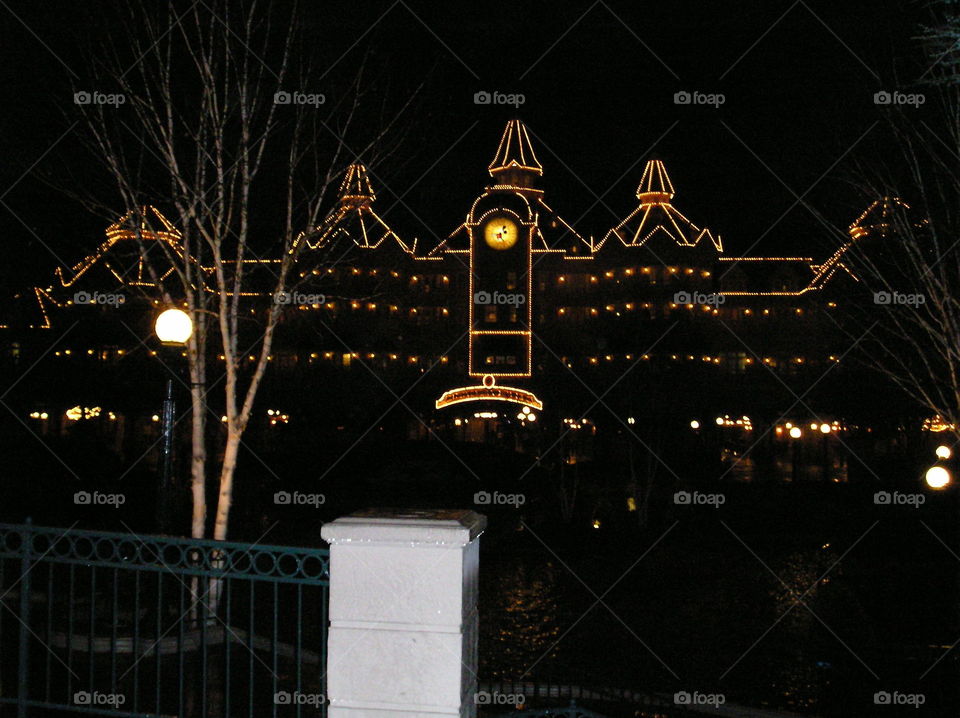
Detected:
left=436, top=376, right=543, bottom=410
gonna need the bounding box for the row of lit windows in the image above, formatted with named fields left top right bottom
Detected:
left=294, top=302, right=449, bottom=317
left=28, top=406, right=294, bottom=427
left=54, top=348, right=126, bottom=358
left=297, top=266, right=716, bottom=282
left=561, top=354, right=840, bottom=367
left=557, top=267, right=713, bottom=284
left=288, top=302, right=825, bottom=317
left=47, top=348, right=843, bottom=367
left=48, top=348, right=451, bottom=365
left=300, top=267, right=452, bottom=287
left=304, top=352, right=449, bottom=365
left=554, top=305, right=817, bottom=318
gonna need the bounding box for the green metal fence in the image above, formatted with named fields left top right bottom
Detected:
left=488, top=703, right=610, bottom=718
left=0, top=520, right=330, bottom=717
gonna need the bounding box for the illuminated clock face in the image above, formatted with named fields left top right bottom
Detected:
left=482, top=215, right=519, bottom=250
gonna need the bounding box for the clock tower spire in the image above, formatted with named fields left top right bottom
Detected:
left=487, top=119, right=542, bottom=195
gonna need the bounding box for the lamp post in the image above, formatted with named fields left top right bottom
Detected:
left=154, top=308, right=193, bottom=532
left=819, top=422, right=832, bottom=481
left=789, top=425, right=802, bottom=482
left=923, top=444, right=957, bottom=635
left=925, top=445, right=953, bottom=490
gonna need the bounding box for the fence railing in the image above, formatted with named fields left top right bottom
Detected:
left=479, top=683, right=686, bottom=717
left=0, top=520, right=330, bottom=718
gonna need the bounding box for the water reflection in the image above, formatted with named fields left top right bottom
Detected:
left=481, top=540, right=860, bottom=713
left=480, top=557, right=563, bottom=679
left=759, top=546, right=844, bottom=712
left=722, top=445, right=849, bottom=483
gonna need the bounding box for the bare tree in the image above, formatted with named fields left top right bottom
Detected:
left=844, top=91, right=960, bottom=439
left=76, top=0, right=411, bottom=541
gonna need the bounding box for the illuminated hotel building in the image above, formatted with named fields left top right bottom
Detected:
left=1, top=120, right=897, bottom=458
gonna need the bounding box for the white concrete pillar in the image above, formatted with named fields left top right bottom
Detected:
left=321, top=509, right=486, bottom=718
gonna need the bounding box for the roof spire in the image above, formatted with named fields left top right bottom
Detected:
left=636, top=159, right=675, bottom=205
left=338, top=163, right=376, bottom=207
left=601, top=158, right=723, bottom=252
left=848, top=197, right=909, bottom=239
left=488, top=119, right=543, bottom=178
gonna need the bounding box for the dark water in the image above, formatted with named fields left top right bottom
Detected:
left=475, top=490, right=960, bottom=716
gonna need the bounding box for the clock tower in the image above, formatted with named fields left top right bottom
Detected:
left=468, top=120, right=541, bottom=378
left=436, top=120, right=544, bottom=411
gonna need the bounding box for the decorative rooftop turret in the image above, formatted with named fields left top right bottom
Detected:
left=337, top=163, right=376, bottom=208
left=487, top=119, right=542, bottom=193
left=636, top=158, right=675, bottom=206
left=294, top=162, right=412, bottom=254
left=848, top=197, right=910, bottom=240
left=602, top=158, right=723, bottom=252
left=56, top=206, right=184, bottom=289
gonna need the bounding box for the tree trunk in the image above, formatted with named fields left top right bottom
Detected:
left=214, top=426, right=242, bottom=542
left=189, top=351, right=207, bottom=539
left=207, top=428, right=242, bottom=617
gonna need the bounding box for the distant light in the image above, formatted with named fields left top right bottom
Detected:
left=454, top=418, right=462, bottom=427
left=926, top=465, right=951, bottom=489
left=935, top=445, right=952, bottom=460
left=715, top=417, right=724, bottom=426
left=789, top=426, right=802, bottom=439
left=690, top=420, right=700, bottom=430
left=592, top=519, right=601, bottom=529
left=528, top=413, right=537, bottom=422
left=155, top=308, right=193, bottom=345
left=819, top=423, right=831, bottom=434
left=627, top=416, right=636, bottom=425
left=151, top=414, right=160, bottom=422
left=810, top=423, right=818, bottom=431
left=522, top=406, right=531, bottom=415
left=785, top=422, right=793, bottom=429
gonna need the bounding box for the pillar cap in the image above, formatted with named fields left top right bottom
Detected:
left=321, top=508, right=486, bottom=547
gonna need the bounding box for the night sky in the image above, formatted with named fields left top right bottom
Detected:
left=0, top=0, right=935, bottom=290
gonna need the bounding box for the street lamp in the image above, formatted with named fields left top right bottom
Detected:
left=926, top=465, right=952, bottom=490
left=155, top=308, right=193, bottom=344
left=924, top=441, right=955, bottom=490
left=154, top=308, right=193, bottom=532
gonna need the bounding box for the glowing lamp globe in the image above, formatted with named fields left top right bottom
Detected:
left=925, top=465, right=951, bottom=490
left=155, top=309, right=193, bottom=345
left=789, top=426, right=802, bottom=439
left=690, top=420, right=700, bottom=430
left=935, top=445, right=952, bottom=460
left=819, top=423, right=831, bottom=434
